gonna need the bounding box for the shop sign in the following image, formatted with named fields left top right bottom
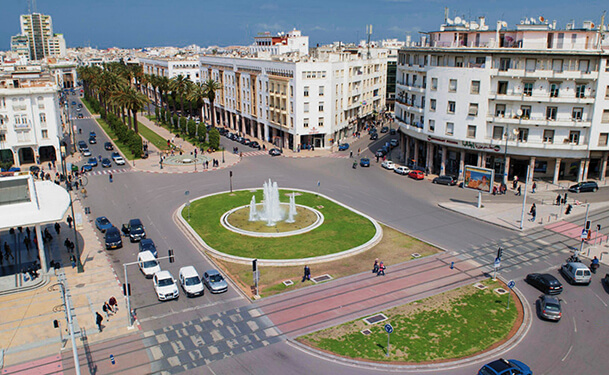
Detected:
left=461, top=141, right=501, bottom=152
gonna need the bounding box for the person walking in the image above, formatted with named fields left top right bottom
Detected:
left=54, top=222, right=61, bottom=236
left=531, top=181, right=537, bottom=193
left=377, top=261, right=386, bottom=276
left=96, top=312, right=104, bottom=332
left=530, top=203, right=537, bottom=222
left=372, top=259, right=379, bottom=274
left=302, top=265, right=311, bottom=282
left=109, top=296, right=118, bottom=313
left=109, top=173, right=113, bottom=183
left=66, top=216, right=73, bottom=228
left=516, top=185, right=522, bottom=196
left=102, top=302, right=111, bottom=320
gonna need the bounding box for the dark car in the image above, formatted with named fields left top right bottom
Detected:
left=242, top=138, right=251, bottom=146
left=104, top=226, right=123, bottom=250
left=81, top=164, right=93, bottom=172
left=525, top=273, right=563, bottom=295
left=95, top=216, right=113, bottom=232
left=338, top=143, right=349, bottom=151
left=538, top=294, right=562, bottom=321
left=219, top=128, right=229, bottom=136
left=123, top=218, right=146, bottom=242
left=432, top=175, right=457, bottom=186
left=249, top=141, right=261, bottom=149
left=77, top=113, right=84, bottom=119
left=375, top=149, right=386, bottom=158
left=568, top=181, right=598, bottom=193
left=138, top=238, right=158, bottom=257
left=104, top=142, right=114, bottom=151
left=88, top=136, right=97, bottom=144
left=390, top=139, right=398, bottom=148
left=478, top=359, right=532, bottom=375
left=360, top=158, right=370, bottom=167
left=77, top=140, right=88, bottom=151
left=380, top=126, right=389, bottom=133
left=370, top=133, right=378, bottom=140
left=368, top=127, right=377, bottom=135
left=390, top=128, right=397, bottom=135
left=87, top=158, right=98, bottom=167
left=101, top=158, right=112, bottom=168
left=29, top=165, right=40, bottom=174
left=269, top=148, right=282, bottom=156
left=89, top=131, right=96, bottom=138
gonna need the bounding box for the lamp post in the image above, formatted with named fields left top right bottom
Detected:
left=60, top=144, right=84, bottom=273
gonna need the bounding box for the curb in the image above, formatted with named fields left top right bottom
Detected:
left=0, top=274, right=50, bottom=296
left=437, top=202, right=520, bottom=233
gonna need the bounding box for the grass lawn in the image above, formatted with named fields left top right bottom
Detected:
left=184, top=190, right=377, bottom=260
left=299, top=279, right=520, bottom=363
left=138, top=121, right=170, bottom=151
left=96, top=118, right=140, bottom=160
left=214, top=224, right=441, bottom=298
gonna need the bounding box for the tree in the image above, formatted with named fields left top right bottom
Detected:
left=171, top=75, right=189, bottom=117
left=202, top=78, right=222, bottom=127
left=208, top=128, right=220, bottom=150
left=186, top=81, right=208, bottom=132
left=112, top=85, right=149, bottom=133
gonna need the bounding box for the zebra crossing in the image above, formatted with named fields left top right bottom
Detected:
left=84, top=168, right=130, bottom=176
left=70, top=115, right=93, bottom=120
left=240, top=150, right=268, bottom=157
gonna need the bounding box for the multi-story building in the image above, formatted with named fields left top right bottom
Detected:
left=250, top=29, right=309, bottom=56
left=395, top=16, right=609, bottom=184
left=0, top=65, right=63, bottom=167
left=198, top=45, right=387, bottom=150
left=11, top=13, right=66, bottom=62
left=140, top=58, right=201, bottom=83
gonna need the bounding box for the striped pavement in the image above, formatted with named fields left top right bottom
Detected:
left=83, top=168, right=131, bottom=176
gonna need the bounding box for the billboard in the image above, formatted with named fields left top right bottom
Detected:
left=463, top=165, right=494, bottom=194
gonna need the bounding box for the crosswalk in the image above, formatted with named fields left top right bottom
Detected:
left=70, top=116, right=93, bottom=120
left=327, top=153, right=349, bottom=159
left=240, top=150, right=267, bottom=157
left=84, top=168, right=130, bottom=176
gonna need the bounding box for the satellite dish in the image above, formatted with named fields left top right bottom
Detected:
left=539, top=16, right=545, bottom=22
left=517, top=109, right=523, bottom=117
left=454, top=16, right=462, bottom=24
left=502, top=21, right=508, bottom=28
left=446, top=18, right=454, bottom=25
left=591, top=23, right=595, bottom=28
left=530, top=17, right=536, bottom=24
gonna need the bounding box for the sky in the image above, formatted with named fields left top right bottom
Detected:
left=1, top=0, right=608, bottom=50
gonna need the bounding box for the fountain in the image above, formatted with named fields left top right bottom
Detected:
left=248, top=179, right=288, bottom=226
left=249, top=196, right=257, bottom=221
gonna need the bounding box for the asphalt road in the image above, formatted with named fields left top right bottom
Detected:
left=73, top=94, right=609, bottom=374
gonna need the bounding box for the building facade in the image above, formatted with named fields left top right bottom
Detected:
left=0, top=65, right=63, bottom=167
left=11, top=13, right=66, bottom=62
left=140, top=58, right=201, bottom=83
left=395, top=17, right=609, bottom=184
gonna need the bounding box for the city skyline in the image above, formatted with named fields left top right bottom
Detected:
left=1, top=0, right=608, bottom=50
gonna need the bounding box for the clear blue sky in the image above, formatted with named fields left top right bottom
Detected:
left=1, top=0, right=607, bottom=50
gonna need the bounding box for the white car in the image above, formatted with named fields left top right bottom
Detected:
left=178, top=266, right=205, bottom=297
left=381, top=160, right=396, bottom=170
left=394, top=166, right=410, bottom=175
left=138, top=251, right=160, bottom=278
left=153, top=270, right=179, bottom=301
left=112, top=154, right=126, bottom=165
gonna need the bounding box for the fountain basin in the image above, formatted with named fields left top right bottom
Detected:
left=221, top=204, right=324, bottom=237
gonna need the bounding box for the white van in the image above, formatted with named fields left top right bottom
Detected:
left=561, top=262, right=591, bottom=285
left=138, top=251, right=161, bottom=278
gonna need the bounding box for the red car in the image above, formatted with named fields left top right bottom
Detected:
left=408, top=170, right=425, bottom=180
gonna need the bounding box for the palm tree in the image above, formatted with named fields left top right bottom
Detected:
left=112, top=85, right=149, bottom=133
left=157, top=76, right=171, bottom=111
left=171, top=75, right=189, bottom=117
left=186, top=81, right=208, bottom=137
left=203, top=78, right=222, bottom=127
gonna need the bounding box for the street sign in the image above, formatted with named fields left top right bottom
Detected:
left=507, top=280, right=515, bottom=289
left=581, top=229, right=588, bottom=240
left=494, top=258, right=501, bottom=268
left=384, top=323, right=393, bottom=334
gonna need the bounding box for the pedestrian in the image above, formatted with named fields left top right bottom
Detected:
left=102, top=302, right=110, bottom=320
left=23, top=236, right=31, bottom=252
left=556, top=194, right=561, bottom=206
left=372, top=258, right=379, bottom=274
left=377, top=261, right=386, bottom=276
left=108, top=296, right=118, bottom=313
left=109, top=173, right=113, bottom=183
left=70, top=255, right=76, bottom=268
left=4, top=242, right=13, bottom=261
left=302, top=265, right=311, bottom=282
left=529, top=203, right=536, bottom=222
left=54, top=222, right=61, bottom=236
left=64, top=238, right=71, bottom=252
left=358, top=148, right=361, bottom=156
left=516, top=185, right=522, bottom=196
left=532, top=181, right=537, bottom=193
left=26, top=227, right=30, bottom=238
left=82, top=188, right=87, bottom=198
left=67, top=216, right=73, bottom=228
left=350, top=151, right=353, bottom=158
left=563, top=193, right=568, bottom=205
left=96, top=312, right=104, bottom=332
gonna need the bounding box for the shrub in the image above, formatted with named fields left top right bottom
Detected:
left=208, top=128, right=220, bottom=150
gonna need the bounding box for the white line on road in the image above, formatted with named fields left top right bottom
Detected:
left=593, top=291, right=608, bottom=307
left=138, top=296, right=243, bottom=323
left=561, top=345, right=573, bottom=362
left=572, top=317, right=577, bottom=333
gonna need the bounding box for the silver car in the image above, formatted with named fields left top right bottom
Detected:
left=538, top=294, right=562, bottom=321
left=203, top=269, right=228, bottom=293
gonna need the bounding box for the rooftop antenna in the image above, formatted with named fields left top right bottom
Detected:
left=597, top=10, right=606, bottom=50
left=366, top=24, right=372, bottom=59
left=27, top=0, right=37, bottom=13
left=444, top=7, right=449, bottom=23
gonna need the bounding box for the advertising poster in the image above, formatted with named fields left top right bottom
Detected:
left=463, top=165, right=494, bottom=194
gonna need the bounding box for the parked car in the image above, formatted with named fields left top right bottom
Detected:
left=381, top=160, right=396, bottom=170
left=360, top=158, right=370, bottom=167
left=338, top=143, right=350, bottom=151
left=432, top=175, right=457, bottom=186
left=104, top=226, right=123, bottom=250
left=95, top=216, right=113, bottom=232
left=81, top=164, right=93, bottom=172
left=153, top=270, right=179, bottom=301
left=375, top=149, right=387, bottom=158
left=104, top=142, right=114, bottom=151
left=394, top=166, right=410, bottom=175
left=370, top=133, right=378, bottom=140
left=77, top=113, right=84, bottom=119
left=89, top=131, right=96, bottom=138
left=560, top=262, right=591, bottom=285
left=269, top=148, right=282, bottom=156
left=525, top=273, right=563, bottom=295
left=390, top=139, right=398, bottom=147
left=380, top=126, right=389, bottom=133
left=203, top=269, right=228, bottom=293
left=178, top=266, right=205, bottom=297
left=138, top=238, right=157, bottom=257
left=87, top=158, right=98, bottom=167
left=568, top=181, right=598, bottom=193
left=241, top=138, right=251, bottom=146
left=250, top=141, right=261, bottom=149
left=88, top=136, right=96, bottom=145
left=408, top=170, right=425, bottom=180
left=111, top=152, right=126, bottom=165
left=477, top=358, right=532, bottom=375
left=82, top=148, right=91, bottom=157
left=138, top=251, right=160, bottom=278
left=538, top=294, right=562, bottom=321
left=122, top=218, right=146, bottom=242
left=77, top=140, right=88, bottom=152
left=390, top=128, right=397, bottom=135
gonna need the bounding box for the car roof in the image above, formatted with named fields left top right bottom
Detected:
left=205, top=269, right=221, bottom=276
left=129, top=218, right=143, bottom=225
left=140, top=238, right=154, bottom=244
left=484, top=359, right=513, bottom=372
left=96, top=216, right=107, bottom=221
left=106, top=226, right=120, bottom=234
left=138, top=251, right=156, bottom=261
left=155, top=270, right=172, bottom=278
left=179, top=266, right=199, bottom=277
left=567, top=262, right=588, bottom=269
left=542, top=295, right=560, bottom=304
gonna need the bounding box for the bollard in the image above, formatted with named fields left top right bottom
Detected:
left=110, top=354, right=115, bottom=365
left=450, top=261, right=454, bottom=269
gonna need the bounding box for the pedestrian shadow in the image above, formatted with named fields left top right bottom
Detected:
left=81, top=327, right=98, bottom=374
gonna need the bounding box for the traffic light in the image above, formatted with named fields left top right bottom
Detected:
left=123, top=283, right=131, bottom=296
left=168, top=249, right=175, bottom=263
left=252, top=259, right=258, bottom=272
left=586, top=221, right=591, bottom=230
left=497, top=247, right=503, bottom=259
left=230, top=171, right=233, bottom=178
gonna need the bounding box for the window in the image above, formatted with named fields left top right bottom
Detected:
left=471, top=80, right=480, bottom=94
left=497, top=81, right=508, bottom=94
left=603, top=110, right=609, bottom=123
left=303, top=118, right=309, bottom=127
left=493, top=126, right=504, bottom=140
left=39, top=113, right=46, bottom=124
left=576, top=84, right=586, bottom=98
left=449, top=79, right=457, bottom=92
left=606, top=85, right=609, bottom=99
left=523, top=82, right=533, bottom=96
left=520, top=105, right=531, bottom=119
left=468, top=103, right=478, bottom=116
left=445, top=122, right=454, bottom=136
left=599, top=133, right=608, bottom=146
left=552, top=59, right=563, bottom=72
left=447, top=101, right=456, bottom=114
left=572, top=107, right=583, bottom=120
left=550, top=83, right=559, bottom=97
left=546, top=107, right=557, bottom=120
left=431, top=78, right=438, bottom=91
left=304, top=86, right=309, bottom=97
left=319, top=86, right=324, bottom=96
left=428, top=119, right=435, bottom=132
left=467, top=125, right=476, bottom=138
left=525, top=58, right=536, bottom=72
left=0, top=134, right=5, bottom=142
left=318, top=117, right=324, bottom=127
left=578, top=59, right=590, bottom=73
left=543, top=129, right=555, bottom=143
left=319, top=102, right=324, bottom=112
left=517, top=128, right=529, bottom=142
left=495, top=104, right=506, bottom=117
left=455, top=56, right=463, bottom=67
left=41, top=129, right=48, bottom=139
left=304, top=103, right=309, bottom=113
left=430, top=99, right=436, bottom=111
left=499, top=58, right=511, bottom=71
left=569, top=130, right=580, bottom=144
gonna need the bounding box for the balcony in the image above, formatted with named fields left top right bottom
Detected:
left=395, top=99, right=424, bottom=114
left=491, top=68, right=599, bottom=80
left=485, top=136, right=589, bottom=152
left=12, top=105, right=27, bottom=111
left=396, top=81, right=426, bottom=93
left=487, top=114, right=591, bottom=128
left=489, top=92, right=595, bottom=104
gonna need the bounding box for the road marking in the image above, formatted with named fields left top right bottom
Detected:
left=561, top=345, right=573, bottom=362
left=593, top=291, right=608, bottom=307
left=138, top=296, right=243, bottom=323
left=572, top=317, right=577, bottom=333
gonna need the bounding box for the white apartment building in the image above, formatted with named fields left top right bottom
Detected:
left=0, top=65, right=63, bottom=167
left=140, top=58, right=201, bottom=83
left=250, top=29, right=309, bottom=56
left=12, top=13, right=66, bottom=61
left=198, top=46, right=387, bottom=150
left=395, top=16, right=609, bottom=184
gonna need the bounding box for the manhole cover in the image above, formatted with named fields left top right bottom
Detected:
left=361, top=329, right=372, bottom=335
left=311, top=274, right=333, bottom=283
left=75, top=283, right=85, bottom=288
left=494, top=288, right=508, bottom=295
left=411, top=253, right=421, bottom=258
left=282, top=280, right=294, bottom=286
left=363, top=313, right=388, bottom=325
left=474, top=283, right=488, bottom=290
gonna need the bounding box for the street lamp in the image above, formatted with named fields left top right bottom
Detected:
left=60, top=144, right=84, bottom=273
